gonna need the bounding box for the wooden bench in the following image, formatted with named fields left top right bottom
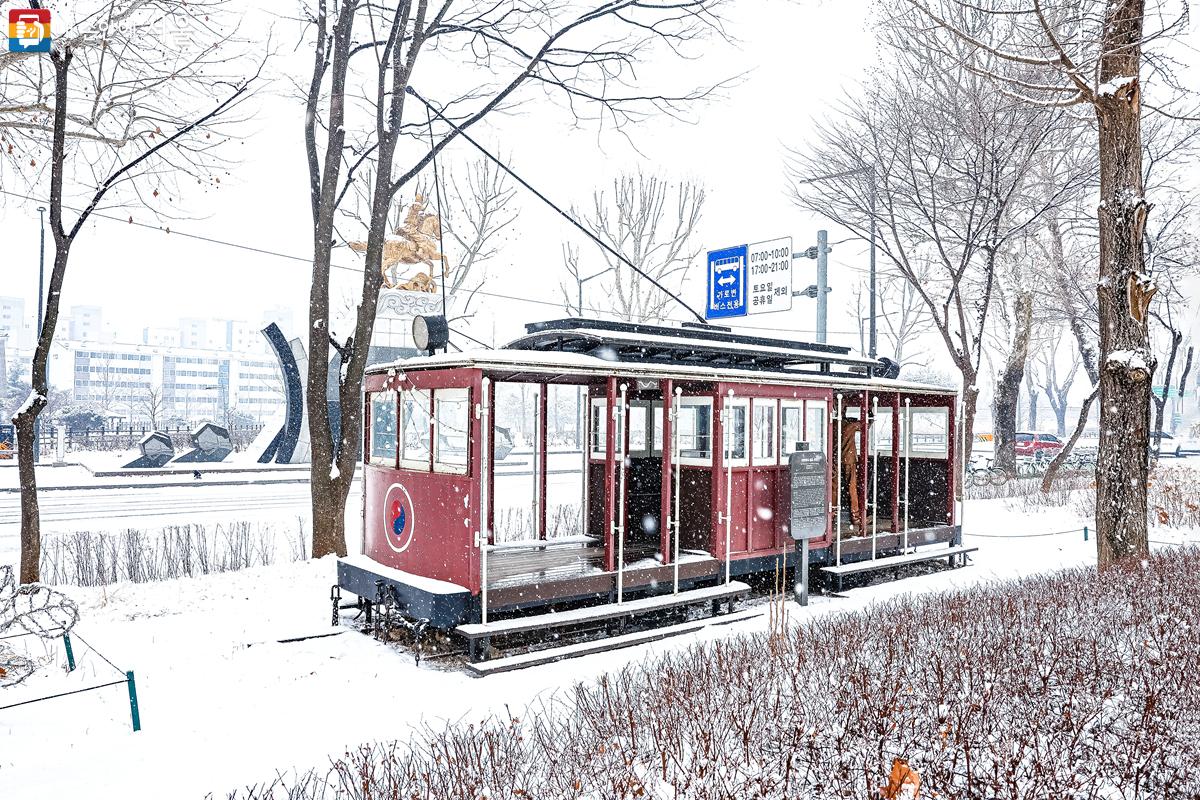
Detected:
left=456, top=581, right=750, bottom=663
left=820, top=545, right=977, bottom=593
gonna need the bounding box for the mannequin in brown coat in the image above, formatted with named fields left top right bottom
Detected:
left=839, top=417, right=864, bottom=534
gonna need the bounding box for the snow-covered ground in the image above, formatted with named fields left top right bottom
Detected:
left=1, top=467, right=1198, bottom=797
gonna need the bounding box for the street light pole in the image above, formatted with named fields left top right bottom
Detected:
left=34, top=206, right=46, bottom=464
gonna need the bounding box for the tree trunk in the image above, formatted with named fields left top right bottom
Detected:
left=992, top=292, right=1034, bottom=472
left=1026, top=379, right=1038, bottom=432
left=1094, top=0, right=1152, bottom=567
left=13, top=50, right=74, bottom=584
left=1054, top=401, right=1068, bottom=437
left=1174, top=346, right=1193, bottom=434
left=1046, top=214, right=1100, bottom=385
left=305, top=0, right=356, bottom=560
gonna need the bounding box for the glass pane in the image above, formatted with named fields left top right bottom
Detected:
left=781, top=405, right=803, bottom=455
left=805, top=402, right=827, bottom=454
left=909, top=408, right=949, bottom=457
left=434, top=390, right=469, bottom=473
left=590, top=399, right=607, bottom=458
left=652, top=403, right=664, bottom=455
left=400, top=389, right=431, bottom=469
left=873, top=408, right=893, bottom=454
left=725, top=404, right=747, bottom=461
left=494, top=383, right=538, bottom=541
left=677, top=399, right=713, bottom=460
left=369, top=392, right=397, bottom=465
left=753, top=401, right=775, bottom=462
left=629, top=403, right=648, bottom=454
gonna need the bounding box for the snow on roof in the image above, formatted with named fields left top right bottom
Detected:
left=367, top=347, right=956, bottom=395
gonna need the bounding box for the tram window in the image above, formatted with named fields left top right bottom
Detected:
left=724, top=400, right=748, bottom=465
left=805, top=400, right=827, bottom=454
left=434, top=388, right=469, bottom=474
left=908, top=407, right=949, bottom=458
left=781, top=402, right=803, bottom=455
left=400, top=389, right=432, bottom=470
left=652, top=402, right=664, bottom=455
left=873, top=408, right=894, bottom=454
left=676, top=397, right=713, bottom=464
left=752, top=400, right=776, bottom=465
left=369, top=391, right=397, bottom=466
left=629, top=402, right=649, bottom=455
left=589, top=398, right=607, bottom=459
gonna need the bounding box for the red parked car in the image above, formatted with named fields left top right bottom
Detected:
left=1014, top=432, right=1063, bottom=458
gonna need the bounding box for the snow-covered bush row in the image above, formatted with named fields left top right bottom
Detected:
left=39, top=521, right=308, bottom=587
left=219, top=551, right=1200, bottom=799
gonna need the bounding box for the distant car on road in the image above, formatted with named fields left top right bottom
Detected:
left=1149, top=431, right=1188, bottom=458
left=1177, top=433, right=1200, bottom=457
left=1014, top=432, right=1064, bottom=458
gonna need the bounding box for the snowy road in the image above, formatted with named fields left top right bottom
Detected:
left=0, top=480, right=361, bottom=561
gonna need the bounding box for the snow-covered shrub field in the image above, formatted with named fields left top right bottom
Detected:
left=217, top=550, right=1200, bottom=800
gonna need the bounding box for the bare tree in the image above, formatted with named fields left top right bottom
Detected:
left=892, top=0, right=1195, bottom=567
left=3, top=2, right=254, bottom=583
left=301, top=0, right=727, bottom=558
left=1035, top=335, right=1083, bottom=436
left=789, top=52, right=1068, bottom=463
left=990, top=263, right=1036, bottom=472
left=575, top=172, right=705, bottom=324
left=140, top=386, right=166, bottom=431
left=437, top=159, right=518, bottom=323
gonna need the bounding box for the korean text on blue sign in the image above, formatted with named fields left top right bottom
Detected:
left=707, top=245, right=747, bottom=319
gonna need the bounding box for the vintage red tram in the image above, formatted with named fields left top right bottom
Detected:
left=336, top=318, right=967, bottom=634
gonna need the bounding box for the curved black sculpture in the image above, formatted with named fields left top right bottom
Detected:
left=259, top=322, right=303, bottom=464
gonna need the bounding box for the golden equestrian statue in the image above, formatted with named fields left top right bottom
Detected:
left=349, top=195, right=444, bottom=292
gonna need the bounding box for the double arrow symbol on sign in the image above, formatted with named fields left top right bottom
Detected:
left=716, top=275, right=736, bottom=287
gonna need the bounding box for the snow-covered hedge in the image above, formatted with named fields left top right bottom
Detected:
left=222, top=551, right=1200, bottom=799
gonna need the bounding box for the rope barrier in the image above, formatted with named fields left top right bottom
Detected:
left=0, top=678, right=127, bottom=712
left=965, top=527, right=1091, bottom=540
left=70, top=631, right=125, bottom=676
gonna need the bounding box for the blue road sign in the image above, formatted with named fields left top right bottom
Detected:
left=707, top=244, right=747, bottom=319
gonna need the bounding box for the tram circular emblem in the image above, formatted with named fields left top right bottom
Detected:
left=383, top=483, right=416, bottom=553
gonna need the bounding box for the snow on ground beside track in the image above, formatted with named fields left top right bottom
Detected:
left=1, top=489, right=1198, bottom=797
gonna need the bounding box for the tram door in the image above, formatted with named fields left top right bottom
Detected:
left=623, top=396, right=665, bottom=560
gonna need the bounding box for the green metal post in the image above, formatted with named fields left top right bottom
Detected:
left=126, top=670, right=142, bottom=732
left=1083, top=526, right=1089, bottom=541
left=63, top=634, right=76, bottom=672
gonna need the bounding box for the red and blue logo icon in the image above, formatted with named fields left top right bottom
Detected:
left=383, top=483, right=415, bottom=553
left=8, top=9, right=51, bottom=53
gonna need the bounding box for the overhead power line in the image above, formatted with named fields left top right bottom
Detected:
left=0, top=188, right=861, bottom=338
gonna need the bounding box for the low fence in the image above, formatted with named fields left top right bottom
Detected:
left=27, top=424, right=264, bottom=458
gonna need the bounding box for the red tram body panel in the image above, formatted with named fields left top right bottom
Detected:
left=338, top=319, right=963, bottom=630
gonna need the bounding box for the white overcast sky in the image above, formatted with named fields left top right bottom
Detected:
left=1, top=0, right=1196, bottom=387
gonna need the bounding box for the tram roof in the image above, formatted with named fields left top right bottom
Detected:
left=368, top=319, right=957, bottom=396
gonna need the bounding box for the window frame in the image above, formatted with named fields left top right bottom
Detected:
left=399, top=388, right=433, bottom=471
left=675, top=396, right=714, bottom=466
left=433, top=387, right=470, bottom=475
left=722, top=396, right=750, bottom=468
left=751, top=398, right=778, bottom=466
left=368, top=390, right=398, bottom=467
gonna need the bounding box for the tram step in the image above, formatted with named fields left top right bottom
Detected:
left=464, top=607, right=765, bottom=676
left=457, top=581, right=751, bottom=641
left=820, top=545, right=978, bottom=576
